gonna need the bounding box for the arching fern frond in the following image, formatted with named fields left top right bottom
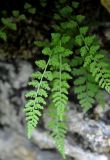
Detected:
left=72, top=56, right=105, bottom=111
left=75, top=22, right=110, bottom=94
left=49, top=36, right=72, bottom=155
left=24, top=58, right=52, bottom=138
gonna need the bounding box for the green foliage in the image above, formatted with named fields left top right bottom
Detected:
left=12, top=10, right=20, bottom=17
left=0, top=30, right=7, bottom=41
left=25, top=33, right=72, bottom=157
left=1, top=18, right=17, bottom=31
left=12, top=10, right=27, bottom=21
left=78, top=27, right=110, bottom=93
left=24, top=58, right=52, bottom=138
left=48, top=104, right=67, bottom=158
left=24, top=3, right=36, bottom=14
left=39, top=0, right=47, bottom=7
left=72, top=58, right=103, bottom=111
left=24, top=0, right=110, bottom=158
left=0, top=2, right=35, bottom=41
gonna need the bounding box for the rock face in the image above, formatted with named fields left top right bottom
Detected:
left=0, top=59, right=110, bottom=160
left=0, top=128, right=64, bottom=160
left=0, top=60, right=33, bottom=133
left=0, top=129, right=36, bottom=160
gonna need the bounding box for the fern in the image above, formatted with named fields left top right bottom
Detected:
left=76, top=23, right=110, bottom=93
left=25, top=32, right=72, bottom=155
left=51, top=120, right=67, bottom=158
left=24, top=1, right=110, bottom=158
left=48, top=104, right=67, bottom=158
left=49, top=33, right=72, bottom=156
left=51, top=36, right=72, bottom=120
left=24, top=58, right=52, bottom=138
left=71, top=56, right=105, bottom=111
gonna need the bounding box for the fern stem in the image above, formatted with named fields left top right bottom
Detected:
left=60, top=54, right=62, bottom=95
left=77, top=23, right=89, bottom=51
left=36, top=57, right=51, bottom=99
left=59, top=54, right=62, bottom=120
left=60, top=41, right=62, bottom=103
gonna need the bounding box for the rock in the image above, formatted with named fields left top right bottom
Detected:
left=104, top=28, right=110, bottom=40
left=0, top=128, right=64, bottom=160
left=0, top=129, right=36, bottom=160
left=32, top=129, right=109, bottom=160
left=37, top=150, right=63, bottom=160
left=43, top=103, right=110, bottom=154
left=32, top=129, right=54, bottom=149
left=0, top=98, right=23, bottom=133
left=67, top=106, right=110, bottom=153
left=0, top=60, right=33, bottom=132
left=0, top=60, right=33, bottom=89
left=12, top=60, right=33, bottom=89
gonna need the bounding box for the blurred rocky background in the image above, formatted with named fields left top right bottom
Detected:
left=0, top=0, right=110, bottom=160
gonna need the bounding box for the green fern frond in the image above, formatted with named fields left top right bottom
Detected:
left=48, top=104, right=67, bottom=159
left=51, top=55, right=70, bottom=121
left=24, top=58, right=52, bottom=138
left=48, top=36, right=71, bottom=155
left=95, top=90, right=105, bottom=107
left=51, top=39, right=72, bottom=120
left=52, top=120, right=67, bottom=158
left=72, top=56, right=101, bottom=111
left=76, top=15, right=85, bottom=23
left=59, top=6, right=73, bottom=17
left=72, top=1, right=79, bottom=8
left=75, top=21, right=110, bottom=94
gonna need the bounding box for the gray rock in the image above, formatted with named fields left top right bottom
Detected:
left=0, top=98, right=23, bottom=133
left=12, top=61, right=33, bottom=89
left=43, top=102, right=110, bottom=154
left=0, top=129, right=36, bottom=160
left=67, top=106, right=110, bottom=153
left=32, top=129, right=109, bottom=160
left=37, top=150, right=63, bottom=160
left=0, top=60, right=33, bottom=132
left=0, top=128, right=64, bottom=160
left=104, top=28, right=110, bottom=40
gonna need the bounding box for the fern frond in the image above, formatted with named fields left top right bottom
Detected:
left=52, top=56, right=70, bottom=121
left=24, top=58, right=52, bottom=138
left=48, top=36, right=72, bottom=156
left=76, top=23, right=110, bottom=94
left=72, top=56, right=101, bottom=111
left=95, top=90, right=105, bottom=107
left=51, top=40, right=72, bottom=120
left=52, top=120, right=67, bottom=158
left=48, top=104, right=67, bottom=159
left=59, top=6, right=73, bottom=17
